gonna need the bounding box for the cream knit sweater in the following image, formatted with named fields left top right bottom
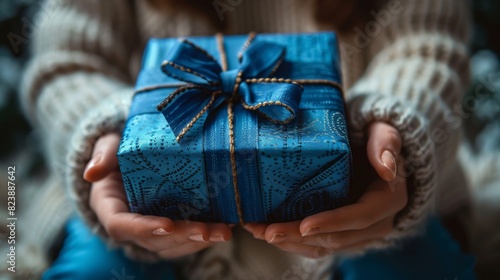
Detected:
left=20, top=0, right=471, bottom=279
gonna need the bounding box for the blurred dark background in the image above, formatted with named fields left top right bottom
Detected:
left=1, top=0, right=42, bottom=175
left=0, top=0, right=499, bottom=279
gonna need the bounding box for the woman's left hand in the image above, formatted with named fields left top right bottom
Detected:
left=243, top=122, right=408, bottom=258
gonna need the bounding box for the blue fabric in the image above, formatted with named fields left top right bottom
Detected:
left=118, top=33, right=351, bottom=223
left=336, top=217, right=476, bottom=280
left=42, top=217, right=177, bottom=280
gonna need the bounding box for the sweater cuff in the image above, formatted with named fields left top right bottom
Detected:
left=64, top=89, right=161, bottom=262
left=347, top=93, right=436, bottom=249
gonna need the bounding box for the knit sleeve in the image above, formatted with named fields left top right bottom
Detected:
left=20, top=0, right=161, bottom=261
left=346, top=0, right=470, bottom=246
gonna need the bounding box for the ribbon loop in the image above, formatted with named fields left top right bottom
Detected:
left=161, top=39, right=222, bottom=86
left=240, top=40, right=286, bottom=78
left=157, top=34, right=303, bottom=141
left=239, top=80, right=303, bottom=124
left=220, top=69, right=240, bottom=96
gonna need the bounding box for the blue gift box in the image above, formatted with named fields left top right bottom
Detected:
left=117, top=32, right=351, bottom=223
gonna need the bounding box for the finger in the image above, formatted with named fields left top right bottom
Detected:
left=300, top=217, right=393, bottom=249
left=242, top=223, right=268, bottom=240
left=273, top=242, right=333, bottom=259
left=264, top=221, right=301, bottom=244
left=90, top=173, right=175, bottom=242
left=84, top=133, right=121, bottom=182
left=172, top=221, right=211, bottom=243
left=156, top=242, right=212, bottom=259
left=273, top=218, right=394, bottom=258
left=300, top=180, right=407, bottom=235
left=367, top=122, right=402, bottom=182
left=207, top=223, right=233, bottom=242
left=89, top=171, right=128, bottom=213
left=140, top=221, right=213, bottom=252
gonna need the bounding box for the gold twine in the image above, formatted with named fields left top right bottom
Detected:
left=217, top=34, right=246, bottom=224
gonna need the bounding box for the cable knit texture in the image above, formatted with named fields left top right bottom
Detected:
left=20, top=0, right=470, bottom=279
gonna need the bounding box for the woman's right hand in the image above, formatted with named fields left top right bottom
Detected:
left=84, top=133, right=232, bottom=259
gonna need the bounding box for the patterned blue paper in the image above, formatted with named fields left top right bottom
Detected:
left=117, top=32, right=351, bottom=223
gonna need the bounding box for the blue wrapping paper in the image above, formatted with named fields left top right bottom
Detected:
left=117, top=32, right=351, bottom=223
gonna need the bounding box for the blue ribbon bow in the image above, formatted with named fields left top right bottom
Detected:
left=156, top=37, right=304, bottom=141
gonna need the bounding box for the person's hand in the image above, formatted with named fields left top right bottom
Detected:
left=84, top=133, right=233, bottom=259
left=244, top=122, right=408, bottom=258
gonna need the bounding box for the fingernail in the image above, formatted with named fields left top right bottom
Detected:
left=268, top=233, right=287, bottom=244
left=209, top=234, right=227, bottom=242
left=152, top=228, right=172, bottom=236
left=84, top=152, right=102, bottom=174
left=188, top=233, right=208, bottom=243
left=381, top=150, right=397, bottom=181
left=302, top=226, right=321, bottom=237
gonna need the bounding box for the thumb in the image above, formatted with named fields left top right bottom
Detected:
left=366, top=122, right=402, bottom=183
left=83, top=133, right=121, bottom=182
